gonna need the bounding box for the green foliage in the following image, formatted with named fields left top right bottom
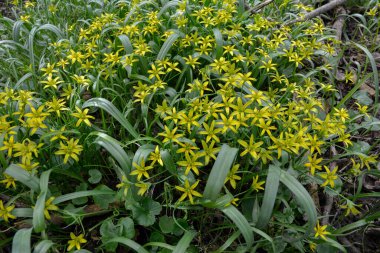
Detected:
left=1, top=0, right=380, bottom=252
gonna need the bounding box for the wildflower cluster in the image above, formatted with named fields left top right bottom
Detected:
left=1, top=0, right=379, bottom=251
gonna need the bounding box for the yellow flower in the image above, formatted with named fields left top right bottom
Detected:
left=71, top=107, right=95, bottom=127
left=44, top=197, right=59, bottom=220
left=67, top=233, right=87, bottom=251
left=148, top=146, right=163, bottom=166
left=238, top=135, right=263, bottom=160
left=320, top=166, right=338, bottom=188
left=224, top=164, right=241, bottom=189
left=314, top=221, right=330, bottom=240
left=116, top=175, right=130, bottom=196
left=177, top=153, right=203, bottom=176
left=305, top=154, right=323, bottom=175
left=0, top=135, right=15, bottom=157
left=175, top=180, right=202, bottom=204
left=199, top=121, right=222, bottom=143
left=251, top=175, right=265, bottom=192
left=130, top=160, right=153, bottom=181
left=45, top=97, right=68, bottom=117
left=198, top=140, right=220, bottom=165
left=183, top=55, right=200, bottom=69
left=55, top=138, right=83, bottom=164
left=340, top=200, right=362, bottom=216
left=0, top=200, right=16, bottom=222
left=0, top=174, right=16, bottom=189
left=158, top=126, right=183, bottom=144
left=136, top=182, right=150, bottom=196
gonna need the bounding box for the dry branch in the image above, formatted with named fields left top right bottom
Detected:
left=287, top=0, right=347, bottom=25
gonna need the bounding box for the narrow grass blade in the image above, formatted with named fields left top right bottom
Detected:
left=251, top=227, right=275, bottom=252
left=83, top=98, right=139, bottom=139
left=160, top=150, right=178, bottom=176
left=280, top=170, right=317, bottom=237
left=256, top=165, right=281, bottom=229
left=203, top=144, right=238, bottom=201
left=334, top=212, right=380, bottom=234
left=173, top=230, right=196, bottom=253
left=212, top=231, right=241, bottom=253
left=5, top=164, right=40, bottom=192
left=12, top=228, right=33, bottom=253
left=13, top=208, right=33, bottom=217
left=33, top=170, right=52, bottom=232
left=351, top=42, right=379, bottom=104
left=33, top=240, right=54, bottom=253
left=52, top=190, right=114, bottom=205
left=325, top=238, right=347, bottom=253
left=143, top=242, right=175, bottom=251
left=104, top=237, right=149, bottom=253
left=92, top=132, right=132, bottom=176
left=222, top=205, right=254, bottom=248
left=213, top=28, right=223, bottom=58
left=157, top=0, right=179, bottom=17
left=157, top=32, right=181, bottom=61
left=118, top=35, right=133, bottom=54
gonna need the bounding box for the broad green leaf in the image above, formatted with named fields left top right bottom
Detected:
left=256, top=165, right=281, bottom=229
left=13, top=208, right=33, bottom=217
left=280, top=170, right=317, bottom=238
left=173, top=230, right=196, bottom=253
left=5, top=164, right=40, bottom=192
left=33, top=240, right=54, bottom=253
left=203, top=144, right=238, bottom=201
left=12, top=228, right=33, bottom=253
left=52, top=190, right=114, bottom=205
left=160, top=149, right=178, bottom=176
left=159, top=215, right=175, bottom=234
left=157, top=0, right=180, bottom=17
left=88, top=169, right=102, bottom=184
left=83, top=98, right=139, bottom=139
left=118, top=35, right=133, bottom=54
left=222, top=205, right=254, bottom=248
left=127, top=197, right=162, bottom=227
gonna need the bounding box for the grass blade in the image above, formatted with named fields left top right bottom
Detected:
left=83, top=98, right=139, bottom=139
left=12, top=228, right=33, bottom=253
left=203, top=144, right=238, bottom=201
left=33, top=240, right=54, bottom=253
left=222, top=205, right=254, bottom=248
left=104, top=237, right=149, bottom=253
left=212, top=231, right=241, bottom=253
left=213, top=28, right=223, bottom=58
left=157, top=32, right=181, bottom=61
left=52, top=190, right=114, bottom=205
left=280, top=170, right=317, bottom=238
left=173, top=230, right=196, bottom=253
left=92, top=132, right=132, bottom=177
left=4, top=164, right=40, bottom=192
left=33, top=170, right=52, bottom=232
left=256, top=164, right=281, bottom=229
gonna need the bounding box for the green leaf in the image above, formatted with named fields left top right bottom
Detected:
left=92, top=132, right=132, bottom=178
left=280, top=170, right=317, bottom=238
left=119, top=217, right=135, bottom=239
left=93, top=185, right=114, bottom=209
left=222, top=205, right=254, bottom=248
left=157, top=0, right=180, bottom=17
left=256, top=164, right=281, bottom=229
left=160, top=149, right=178, bottom=176
left=33, top=170, right=52, bottom=232
left=159, top=215, right=175, bottom=234
left=118, top=35, right=133, bottom=54
left=212, top=231, right=241, bottom=253
left=173, top=230, right=196, bottom=253
left=103, top=237, right=149, bottom=253
left=203, top=144, right=238, bottom=201
left=5, top=164, right=40, bottom=192
left=12, top=228, right=33, bottom=253
left=251, top=227, right=275, bottom=252
left=213, top=28, right=223, bottom=58
left=83, top=98, right=139, bottom=139
left=157, top=32, right=181, bottom=61
left=127, top=197, right=162, bottom=227
left=351, top=42, right=379, bottom=104
left=13, top=208, right=33, bottom=217
left=33, top=240, right=54, bottom=253
left=52, top=190, right=114, bottom=205
left=88, top=169, right=102, bottom=184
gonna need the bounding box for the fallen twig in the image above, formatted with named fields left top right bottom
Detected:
left=244, top=0, right=274, bottom=15
left=286, top=0, right=347, bottom=25
left=332, top=6, right=347, bottom=41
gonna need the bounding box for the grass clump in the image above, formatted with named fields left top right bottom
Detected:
left=0, top=0, right=380, bottom=252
